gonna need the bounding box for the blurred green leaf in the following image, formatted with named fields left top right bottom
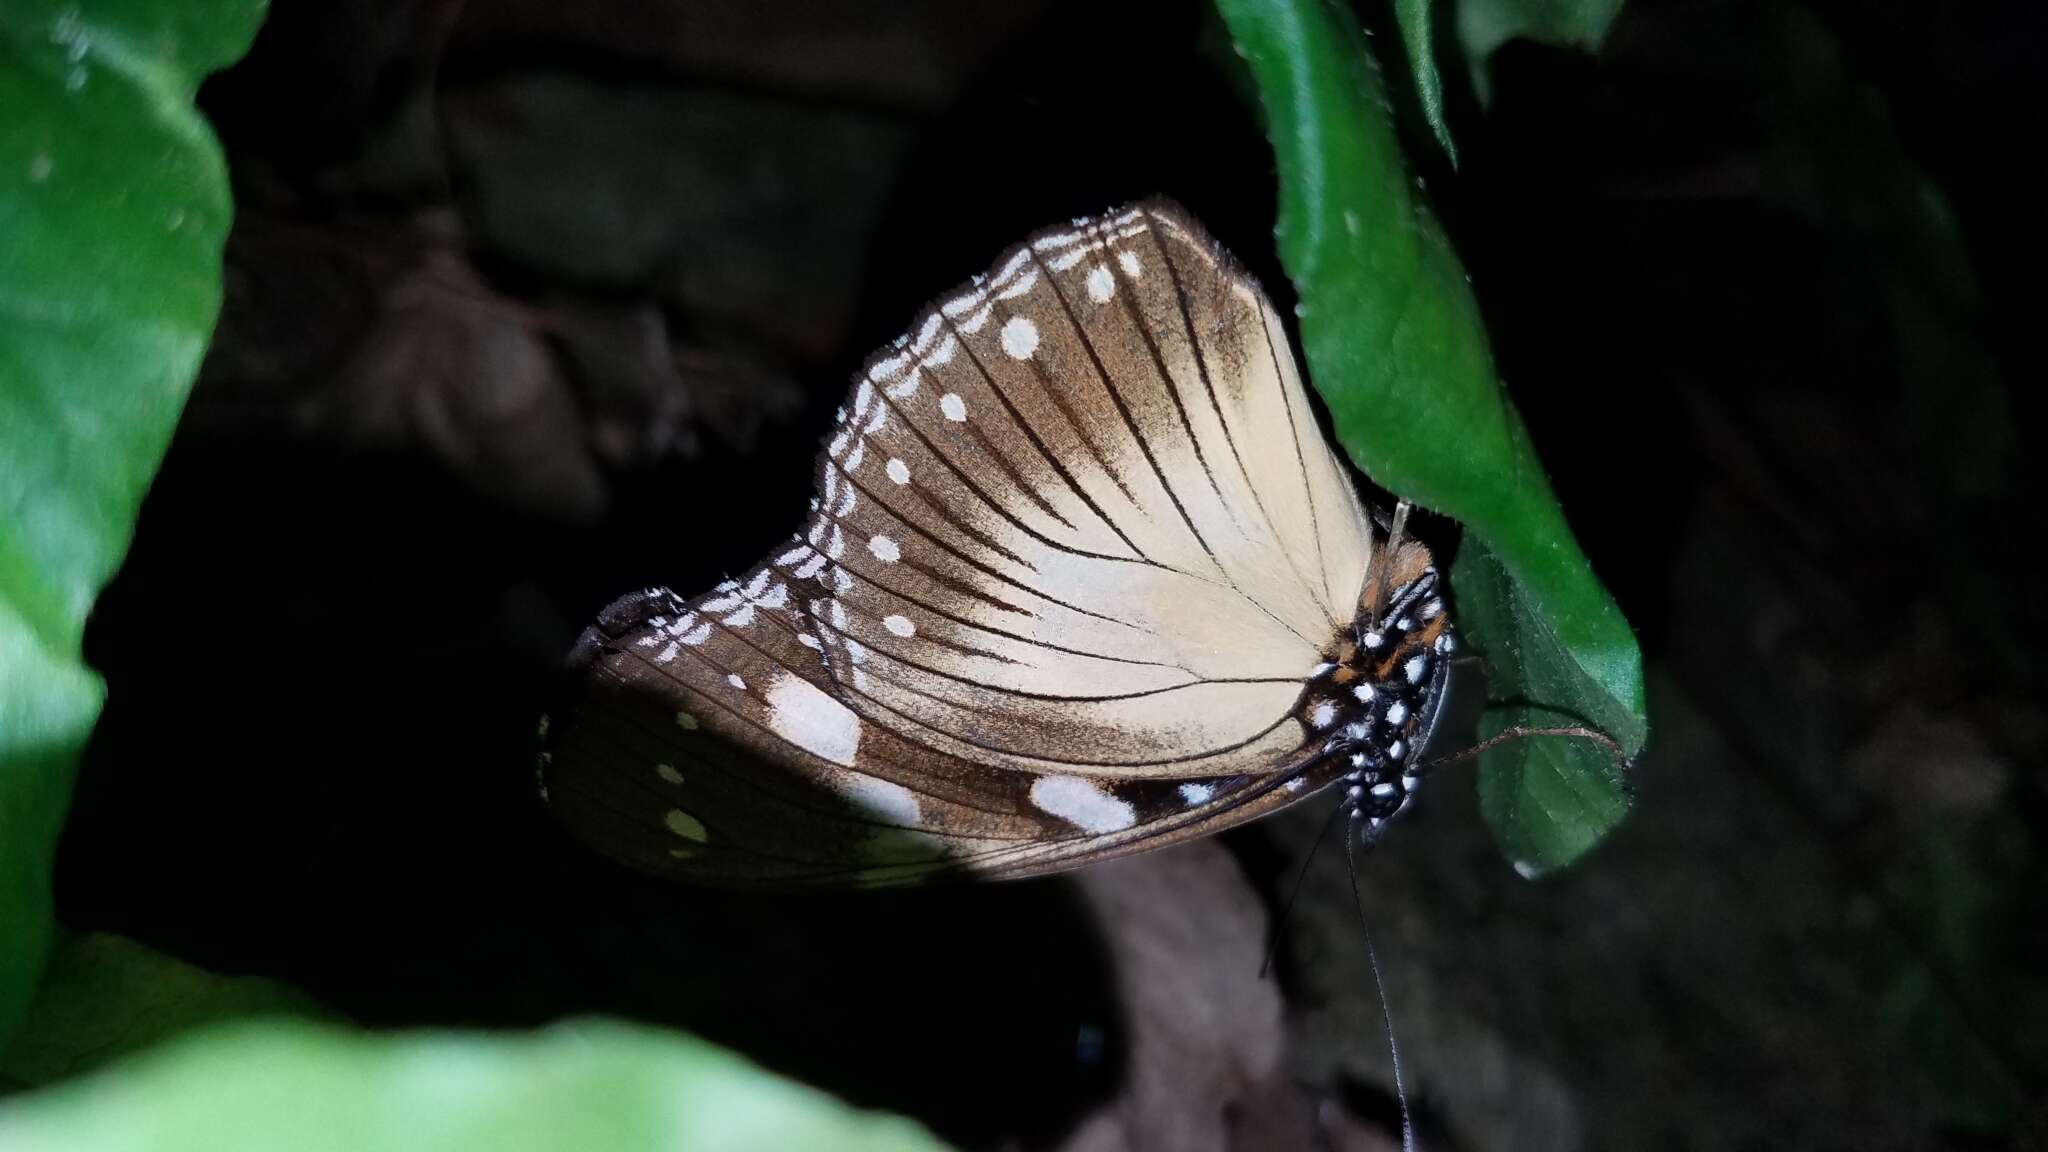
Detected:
left=0, top=0, right=265, bottom=1040
left=0, top=1017, right=956, bottom=1151
left=1, top=934, right=328, bottom=1089
left=1762, top=10, right=2039, bottom=1129
left=1457, top=0, right=1626, bottom=102
left=1212, top=0, right=1645, bottom=873
left=1457, top=0, right=1625, bottom=58
left=1762, top=7, right=2020, bottom=681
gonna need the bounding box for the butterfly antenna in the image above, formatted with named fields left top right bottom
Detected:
left=1346, top=821, right=1416, bottom=1152
left=1418, top=724, right=1626, bottom=776
left=1260, top=800, right=1350, bottom=978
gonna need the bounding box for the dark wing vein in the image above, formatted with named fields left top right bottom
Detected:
left=1139, top=205, right=1339, bottom=620
left=828, top=465, right=1170, bottom=643
left=935, top=309, right=1154, bottom=560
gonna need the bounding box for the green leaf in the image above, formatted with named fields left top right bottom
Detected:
left=1455, top=0, right=1626, bottom=103
left=1457, top=0, right=1625, bottom=58
left=1394, top=0, right=1627, bottom=137
left=1211, top=0, right=1646, bottom=873
left=0, top=0, right=265, bottom=1040
left=1392, top=0, right=1457, bottom=163
left=1, top=934, right=329, bottom=1089
left=0, top=1018, right=956, bottom=1151
left=1453, top=543, right=1633, bottom=872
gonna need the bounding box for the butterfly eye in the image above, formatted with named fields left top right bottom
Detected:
left=540, top=200, right=1459, bottom=886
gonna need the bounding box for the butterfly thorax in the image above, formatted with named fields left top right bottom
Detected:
left=1295, top=539, right=1456, bottom=838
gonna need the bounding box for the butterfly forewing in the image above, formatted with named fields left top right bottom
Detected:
left=542, top=199, right=1434, bottom=885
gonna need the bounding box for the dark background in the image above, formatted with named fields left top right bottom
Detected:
left=54, top=1, right=2047, bottom=1149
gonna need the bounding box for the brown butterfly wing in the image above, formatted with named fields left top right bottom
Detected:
left=542, top=200, right=1379, bottom=885
left=542, top=565, right=1358, bottom=886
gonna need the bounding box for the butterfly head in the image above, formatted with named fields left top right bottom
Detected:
left=1297, top=537, right=1457, bottom=843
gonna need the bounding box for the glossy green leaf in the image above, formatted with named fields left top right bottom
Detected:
left=0, top=1018, right=956, bottom=1152
left=1, top=934, right=329, bottom=1089
left=1392, top=0, right=1457, bottom=163
left=1453, top=542, right=1633, bottom=872
left=0, top=0, right=265, bottom=1040
left=1212, top=0, right=1646, bottom=873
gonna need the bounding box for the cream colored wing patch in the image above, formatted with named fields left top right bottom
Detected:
left=792, top=201, right=1372, bottom=779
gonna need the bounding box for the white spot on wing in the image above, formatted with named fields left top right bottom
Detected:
left=1030, top=775, right=1136, bottom=833
left=1117, top=249, right=1142, bottom=278
left=883, top=614, right=916, bottom=637
left=868, top=535, right=900, bottom=563
left=763, top=670, right=863, bottom=767
left=1000, top=315, right=1039, bottom=359
left=656, top=763, right=684, bottom=785
left=675, top=711, right=699, bottom=730
left=1178, top=782, right=1214, bottom=806
left=726, top=673, right=747, bottom=690
left=839, top=774, right=922, bottom=826
left=665, top=809, right=708, bottom=842
left=1086, top=264, right=1115, bottom=303
left=1310, top=700, right=1337, bottom=728
left=885, top=458, right=911, bottom=485
left=940, top=393, right=967, bottom=422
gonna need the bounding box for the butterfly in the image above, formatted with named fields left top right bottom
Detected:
left=539, top=199, right=1465, bottom=886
